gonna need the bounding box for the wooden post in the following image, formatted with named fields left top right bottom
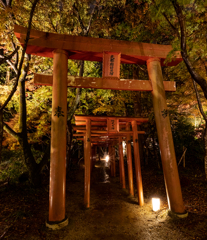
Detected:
left=84, top=136, right=86, bottom=168
left=91, top=145, right=96, bottom=172
left=90, top=144, right=93, bottom=176
left=119, top=142, right=122, bottom=185
left=48, top=49, right=68, bottom=228
left=98, top=146, right=101, bottom=162
left=109, top=145, right=114, bottom=177
left=119, top=137, right=126, bottom=189
left=84, top=119, right=91, bottom=208
left=113, top=145, right=116, bottom=177
left=126, top=123, right=134, bottom=196
left=147, top=58, right=185, bottom=215
left=132, top=121, right=144, bottom=206
left=94, top=145, right=97, bottom=167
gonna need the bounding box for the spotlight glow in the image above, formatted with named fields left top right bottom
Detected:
left=105, top=155, right=109, bottom=162
left=152, top=198, right=160, bottom=211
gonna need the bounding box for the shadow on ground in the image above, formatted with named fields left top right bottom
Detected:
left=0, top=162, right=207, bottom=239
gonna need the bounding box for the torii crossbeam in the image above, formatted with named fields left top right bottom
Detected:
left=14, top=25, right=187, bottom=229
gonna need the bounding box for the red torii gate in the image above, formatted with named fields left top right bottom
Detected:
left=14, top=25, right=187, bottom=229
left=73, top=115, right=148, bottom=208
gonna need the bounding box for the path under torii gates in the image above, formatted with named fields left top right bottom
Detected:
left=14, top=25, right=187, bottom=229
left=73, top=115, right=148, bottom=209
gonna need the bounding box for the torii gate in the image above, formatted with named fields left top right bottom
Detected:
left=14, top=25, right=187, bottom=229
left=73, top=115, right=148, bottom=208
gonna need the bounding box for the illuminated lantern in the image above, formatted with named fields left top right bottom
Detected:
left=102, top=52, right=121, bottom=79
left=105, top=155, right=109, bottom=162
left=152, top=198, right=160, bottom=211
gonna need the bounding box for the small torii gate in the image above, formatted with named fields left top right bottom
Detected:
left=73, top=115, right=148, bottom=208
left=14, top=25, right=187, bottom=229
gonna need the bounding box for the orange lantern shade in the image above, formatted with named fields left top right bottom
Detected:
left=102, top=52, right=121, bottom=79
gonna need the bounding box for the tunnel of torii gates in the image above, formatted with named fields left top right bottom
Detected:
left=14, top=24, right=188, bottom=229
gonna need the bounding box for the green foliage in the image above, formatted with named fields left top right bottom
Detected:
left=0, top=0, right=207, bottom=176
left=0, top=63, right=7, bottom=85
left=171, top=115, right=205, bottom=164
left=143, top=112, right=204, bottom=167
left=0, top=149, right=27, bottom=183
left=0, top=147, right=45, bottom=183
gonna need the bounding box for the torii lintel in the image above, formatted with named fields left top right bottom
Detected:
left=14, top=25, right=182, bottom=66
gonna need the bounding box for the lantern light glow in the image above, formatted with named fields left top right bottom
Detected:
left=152, top=198, right=160, bottom=211
left=105, top=155, right=109, bottom=162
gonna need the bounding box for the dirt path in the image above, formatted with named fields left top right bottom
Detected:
left=1, top=163, right=207, bottom=239
left=50, top=164, right=207, bottom=240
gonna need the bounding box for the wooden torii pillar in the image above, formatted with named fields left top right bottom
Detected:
left=47, top=49, right=68, bottom=229
left=119, top=137, right=126, bottom=189
left=111, top=144, right=116, bottom=177
left=109, top=145, right=114, bottom=177
left=147, top=58, right=186, bottom=215
left=132, top=121, right=144, bottom=206
left=84, top=119, right=91, bottom=208
left=126, top=122, right=134, bottom=197
left=14, top=24, right=187, bottom=227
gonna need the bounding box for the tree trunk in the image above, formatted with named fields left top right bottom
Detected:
left=3, top=120, right=50, bottom=186
left=66, top=61, right=84, bottom=168
left=6, top=68, right=10, bottom=84
left=204, top=122, right=207, bottom=179
left=171, top=0, right=207, bottom=178
left=19, top=79, right=41, bottom=186
left=0, top=109, right=3, bottom=163
left=0, top=0, right=46, bottom=187
left=192, top=80, right=207, bottom=178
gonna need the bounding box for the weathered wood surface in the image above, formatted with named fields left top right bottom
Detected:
left=73, top=131, right=145, bottom=136
left=74, top=130, right=145, bottom=134
left=34, top=74, right=176, bottom=92
left=14, top=25, right=182, bottom=66
left=74, top=115, right=148, bottom=123
left=73, top=116, right=147, bottom=144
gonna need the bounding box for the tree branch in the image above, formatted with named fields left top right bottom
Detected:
left=0, top=0, right=40, bottom=111
left=67, top=3, right=97, bottom=120
left=0, top=46, right=19, bottom=65
left=48, top=13, right=58, bottom=33
left=12, top=42, right=19, bottom=70
left=20, top=54, right=30, bottom=82
left=19, top=54, right=30, bottom=133
left=151, top=0, right=179, bottom=38
left=86, top=3, right=97, bottom=34
left=200, top=58, right=207, bottom=75
left=7, top=0, right=12, bottom=7
left=162, top=12, right=180, bottom=38
left=73, top=4, right=87, bottom=33
left=171, top=0, right=207, bottom=100
left=67, top=61, right=84, bottom=121
left=0, top=0, right=6, bottom=8
left=6, top=59, right=18, bottom=74
left=68, top=88, right=81, bottom=121
left=192, top=80, right=207, bottom=121
left=3, top=122, right=20, bottom=141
